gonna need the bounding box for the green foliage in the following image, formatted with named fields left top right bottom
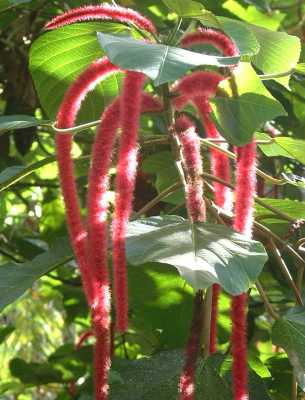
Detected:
left=97, top=32, right=240, bottom=86
left=126, top=216, right=268, bottom=294
left=1, top=0, right=305, bottom=398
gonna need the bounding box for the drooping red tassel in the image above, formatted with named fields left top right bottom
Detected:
left=179, top=290, right=204, bottom=400
left=180, top=27, right=238, bottom=57
left=175, top=114, right=205, bottom=223
left=231, top=141, right=256, bottom=400
left=45, top=3, right=157, bottom=34
left=193, top=97, right=232, bottom=212
left=112, top=71, right=146, bottom=333
left=87, top=91, right=162, bottom=398
left=56, top=57, right=119, bottom=305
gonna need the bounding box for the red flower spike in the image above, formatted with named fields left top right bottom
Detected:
left=112, top=71, right=146, bottom=333
left=231, top=293, right=249, bottom=400
left=45, top=4, right=157, bottom=34
left=56, top=57, right=119, bottom=305
left=233, top=142, right=257, bottom=238
left=193, top=97, right=232, bottom=212
left=180, top=27, right=238, bottom=57
left=175, top=115, right=206, bottom=223
left=179, top=290, right=204, bottom=400
left=231, top=141, right=256, bottom=400
left=86, top=92, right=162, bottom=399
left=173, top=71, right=223, bottom=101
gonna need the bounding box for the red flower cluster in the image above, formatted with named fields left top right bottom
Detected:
left=47, top=5, right=256, bottom=400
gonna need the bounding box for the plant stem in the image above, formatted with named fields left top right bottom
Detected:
left=202, top=287, right=213, bottom=359
left=256, top=281, right=279, bottom=320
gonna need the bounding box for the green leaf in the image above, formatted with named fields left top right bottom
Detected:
left=0, top=325, right=14, bottom=344
left=97, top=33, right=240, bottom=86
left=274, top=138, right=305, bottom=166
left=295, top=63, right=305, bottom=76
left=110, top=350, right=184, bottom=400
left=218, top=17, right=260, bottom=57
left=161, top=0, right=205, bottom=16
left=128, top=262, right=194, bottom=350
left=0, top=0, right=31, bottom=12
left=126, top=216, right=267, bottom=295
left=255, top=132, right=292, bottom=158
left=29, top=22, right=125, bottom=121
left=0, top=158, right=55, bottom=193
left=0, top=115, right=44, bottom=134
left=142, top=151, right=184, bottom=204
left=211, top=63, right=286, bottom=145
left=248, top=24, right=301, bottom=86
left=272, top=307, right=305, bottom=391
left=0, top=238, right=73, bottom=311
left=10, top=358, right=64, bottom=385
left=255, top=198, right=305, bottom=221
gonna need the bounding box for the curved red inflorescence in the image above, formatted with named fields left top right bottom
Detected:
left=179, top=290, right=204, bottom=400
left=112, top=71, right=146, bottom=333
left=45, top=4, right=157, bottom=34
left=231, top=141, right=256, bottom=400
left=56, top=57, right=119, bottom=305
left=180, top=27, right=238, bottom=57
left=175, top=114, right=205, bottom=223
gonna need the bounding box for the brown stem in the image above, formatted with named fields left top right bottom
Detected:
left=256, top=281, right=279, bottom=320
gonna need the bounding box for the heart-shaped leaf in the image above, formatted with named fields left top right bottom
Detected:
left=97, top=32, right=240, bottom=86
left=248, top=24, right=301, bottom=86
left=162, top=0, right=205, bottom=16
left=211, top=62, right=286, bottom=145
left=272, top=307, right=305, bottom=391
left=0, top=115, right=44, bottom=134
left=126, top=216, right=267, bottom=295
left=29, top=22, right=126, bottom=122
left=0, top=238, right=73, bottom=311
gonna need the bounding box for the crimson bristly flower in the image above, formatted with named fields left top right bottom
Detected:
left=175, top=115, right=205, bottom=400
left=179, top=290, right=205, bottom=400
left=45, top=3, right=157, bottom=34
left=231, top=141, right=256, bottom=400
left=175, top=114, right=206, bottom=223
left=56, top=57, right=119, bottom=304
left=112, top=71, right=146, bottom=333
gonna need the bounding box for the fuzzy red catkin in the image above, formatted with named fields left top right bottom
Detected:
left=112, top=71, right=146, bottom=333
left=193, top=97, right=232, bottom=212
left=45, top=3, right=156, bottom=34
left=179, top=290, right=204, bottom=400
left=87, top=92, right=162, bottom=399
left=231, top=141, right=256, bottom=400
left=175, top=114, right=205, bottom=223
left=56, top=57, right=119, bottom=305
left=180, top=27, right=238, bottom=57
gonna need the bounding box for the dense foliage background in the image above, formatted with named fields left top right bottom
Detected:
left=1, top=0, right=305, bottom=399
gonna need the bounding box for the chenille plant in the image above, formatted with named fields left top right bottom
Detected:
left=3, top=1, right=301, bottom=399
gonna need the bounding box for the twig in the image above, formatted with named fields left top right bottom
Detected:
left=256, top=281, right=279, bottom=320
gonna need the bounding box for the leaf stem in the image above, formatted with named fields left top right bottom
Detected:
left=202, top=287, right=213, bottom=359
left=259, top=69, right=295, bottom=80
left=256, top=280, right=279, bottom=320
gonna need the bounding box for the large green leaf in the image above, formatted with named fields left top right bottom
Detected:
left=162, top=0, right=204, bottom=16
left=211, top=63, right=286, bottom=145
left=255, top=198, right=305, bottom=221
left=248, top=24, right=301, bottom=86
left=274, top=138, right=305, bottom=166
left=218, top=17, right=260, bottom=57
left=29, top=22, right=125, bottom=121
left=126, top=216, right=267, bottom=295
left=97, top=33, right=240, bottom=86
left=0, top=238, right=73, bottom=311
left=0, top=115, right=44, bottom=134
left=272, top=307, right=305, bottom=391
